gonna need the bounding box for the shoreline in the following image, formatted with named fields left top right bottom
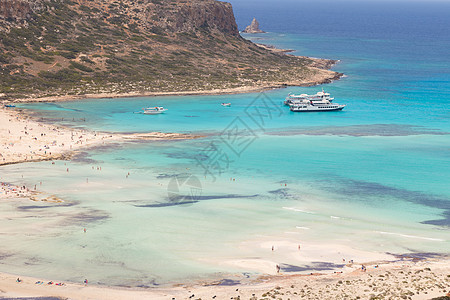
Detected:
left=0, top=107, right=202, bottom=167
left=0, top=256, right=448, bottom=299
left=4, top=63, right=342, bottom=104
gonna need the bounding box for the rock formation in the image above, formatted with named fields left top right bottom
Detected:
left=0, top=0, right=44, bottom=25
left=153, top=1, right=239, bottom=36
left=242, top=18, right=265, bottom=34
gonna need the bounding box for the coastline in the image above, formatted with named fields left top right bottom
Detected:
left=0, top=256, right=448, bottom=299
left=4, top=57, right=342, bottom=104
left=0, top=107, right=202, bottom=167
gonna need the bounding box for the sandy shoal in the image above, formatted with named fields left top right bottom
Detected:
left=0, top=107, right=201, bottom=168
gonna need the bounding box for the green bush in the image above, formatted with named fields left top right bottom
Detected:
left=70, top=61, right=94, bottom=72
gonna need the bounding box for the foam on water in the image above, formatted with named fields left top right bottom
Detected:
left=374, top=231, right=446, bottom=242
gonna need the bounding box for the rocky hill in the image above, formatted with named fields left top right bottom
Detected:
left=0, top=0, right=341, bottom=100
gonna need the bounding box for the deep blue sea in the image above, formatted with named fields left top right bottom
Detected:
left=1, top=0, right=449, bottom=286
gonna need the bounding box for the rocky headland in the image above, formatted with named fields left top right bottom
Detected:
left=0, top=0, right=341, bottom=101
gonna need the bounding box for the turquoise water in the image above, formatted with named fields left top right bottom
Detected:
left=1, top=0, right=450, bottom=287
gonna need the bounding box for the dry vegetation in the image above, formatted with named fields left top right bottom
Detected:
left=0, top=0, right=340, bottom=100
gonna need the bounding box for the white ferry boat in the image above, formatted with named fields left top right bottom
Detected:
left=290, top=102, right=345, bottom=112
left=285, top=90, right=345, bottom=112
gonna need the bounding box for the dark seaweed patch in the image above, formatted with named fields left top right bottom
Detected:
left=280, top=262, right=345, bottom=273
left=135, top=201, right=198, bottom=208
left=268, top=188, right=292, bottom=198
left=17, top=202, right=77, bottom=211
left=70, top=151, right=99, bottom=164
left=169, top=194, right=258, bottom=201
left=422, top=210, right=450, bottom=226
left=388, top=252, right=448, bottom=262
left=0, top=251, right=14, bottom=260
left=135, top=194, right=259, bottom=208
left=163, top=151, right=203, bottom=160
left=156, top=173, right=185, bottom=179
left=320, top=177, right=450, bottom=227
left=218, top=279, right=241, bottom=286
left=59, top=209, right=110, bottom=226
left=266, top=124, right=448, bottom=137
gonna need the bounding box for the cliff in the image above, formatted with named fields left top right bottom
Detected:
left=0, top=0, right=340, bottom=100
left=242, top=18, right=265, bottom=34
left=0, top=0, right=41, bottom=23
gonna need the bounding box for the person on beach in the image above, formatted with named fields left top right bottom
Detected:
left=276, top=264, right=280, bottom=274
left=84, top=279, right=88, bottom=285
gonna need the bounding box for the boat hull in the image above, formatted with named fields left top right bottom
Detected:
left=290, top=106, right=345, bottom=112
left=143, top=111, right=166, bottom=115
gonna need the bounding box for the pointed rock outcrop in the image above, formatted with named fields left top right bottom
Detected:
left=242, top=17, right=265, bottom=33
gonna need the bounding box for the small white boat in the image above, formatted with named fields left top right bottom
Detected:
left=221, top=103, right=231, bottom=107
left=142, top=107, right=167, bottom=115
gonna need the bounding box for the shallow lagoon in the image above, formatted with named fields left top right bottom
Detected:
left=1, top=0, right=450, bottom=286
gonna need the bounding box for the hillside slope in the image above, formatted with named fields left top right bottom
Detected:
left=0, top=0, right=341, bottom=100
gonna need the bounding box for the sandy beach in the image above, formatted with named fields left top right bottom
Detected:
left=0, top=105, right=201, bottom=203
left=0, top=106, right=201, bottom=167
left=0, top=106, right=116, bottom=166
left=0, top=257, right=448, bottom=299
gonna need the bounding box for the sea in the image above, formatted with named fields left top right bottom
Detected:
left=0, top=0, right=449, bottom=287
